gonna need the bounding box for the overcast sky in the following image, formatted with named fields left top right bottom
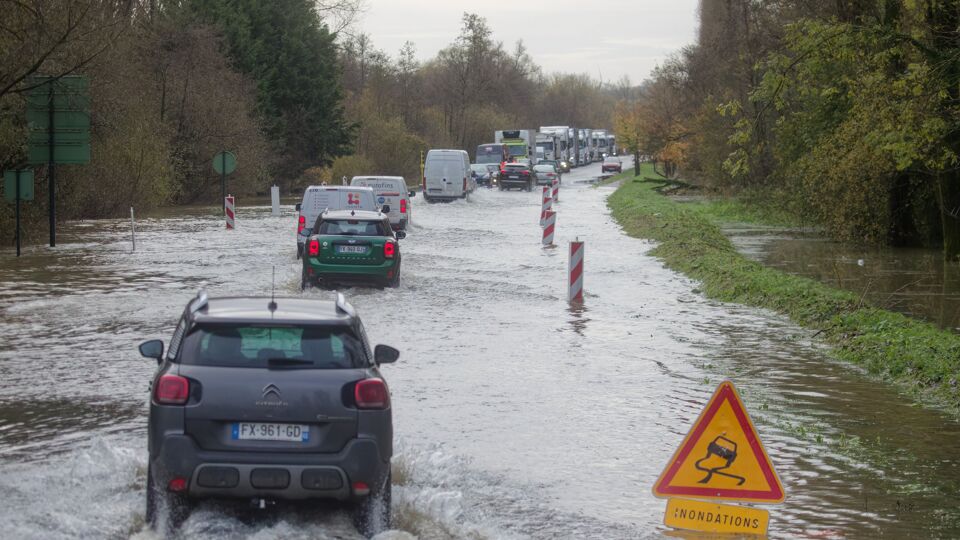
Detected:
left=356, top=0, right=699, bottom=85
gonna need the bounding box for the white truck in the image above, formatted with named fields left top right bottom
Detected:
left=592, top=129, right=609, bottom=160
left=535, top=132, right=560, bottom=161
left=539, top=126, right=571, bottom=165
left=578, top=129, right=592, bottom=165
left=494, top=130, right=537, bottom=163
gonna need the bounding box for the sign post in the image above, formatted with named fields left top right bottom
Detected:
left=212, top=151, right=237, bottom=211
left=4, top=169, right=34, bottom=257
left=653, top=380, right=785, bottom=536
left=26, top=75, right=91, bottom=248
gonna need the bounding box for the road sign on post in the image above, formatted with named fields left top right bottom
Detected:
left=212, top=151, right=237, bottom=211
left=4, top=169, right=34, bottom=257
left=26, top=75, right=91, bottom=248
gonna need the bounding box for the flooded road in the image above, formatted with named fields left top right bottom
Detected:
left=1, top=161, right=960, bottom=539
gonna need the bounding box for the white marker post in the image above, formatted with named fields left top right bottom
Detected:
left=130, top=207, right=136, bottom=252
left=270, top=185, right=280, bottom=217
left=225, top=195, right=235, bottom=229
left=542, top=210, right=556, bottom=246
left=568, top=239, right=584, bottom=303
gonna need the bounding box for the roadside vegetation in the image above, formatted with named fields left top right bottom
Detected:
left=0, top=2, right=623, bottom=245
left=608, top=170, right=960, bottom=413
left=612, top=0, right=960, bottom=261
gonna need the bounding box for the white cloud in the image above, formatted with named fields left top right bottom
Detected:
left=356, top=0, right=699, bottom=83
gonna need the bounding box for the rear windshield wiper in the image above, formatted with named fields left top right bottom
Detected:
left=267, top=358, right=313, bottom=368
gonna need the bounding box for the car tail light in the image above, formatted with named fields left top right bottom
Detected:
left=168, top=477, right=188, bottom=492
left=352, top=481, right=370, bottom=496
left=297, top=214, right=305, bottom=234
left=383, top=241, right=396, bottom=259
left=355, top=378, right=389, bottom=409
left=154, top=374, right=189, bottom=405
left=308, top=239, right=320, bottom=256
left=400, top=199, right=407, bottom=214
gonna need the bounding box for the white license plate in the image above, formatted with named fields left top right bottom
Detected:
left=337, top=245, right=366, bottom=254
left=232, top=422, right=310, bottom=442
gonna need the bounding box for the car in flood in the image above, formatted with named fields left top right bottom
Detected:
left=533, top=164, right=560, bottom=186
left=602, top=156, right=623, bottom=173
left=141, top=291, right=399, bottom=536
left=498, top=162, right=534, bottom=191
left=301, top=210, right=406, bottom=289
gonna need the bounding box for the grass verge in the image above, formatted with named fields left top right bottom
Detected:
left=607, top=172, right=960, bottom=413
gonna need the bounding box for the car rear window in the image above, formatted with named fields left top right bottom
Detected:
left=180, top=325, right=367, bottom=368
left=317, top=219, right=385, bottom=236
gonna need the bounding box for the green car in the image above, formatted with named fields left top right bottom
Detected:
left=301, top=210, right=405, bottom=289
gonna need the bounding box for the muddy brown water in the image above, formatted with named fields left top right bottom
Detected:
left=722, top=223, right=960, bottom=333
left=1, top=161, right=959, bottom=539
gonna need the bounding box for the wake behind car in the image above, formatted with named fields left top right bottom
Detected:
left=301, top=210, right=405, bottom=289
left=602, top=156, right=623, bottom=173
left=143, top=291, right=399, bottom=536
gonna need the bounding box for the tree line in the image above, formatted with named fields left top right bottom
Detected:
left=0, top=1, right=621, bottom=246
left=615, top=0, right=960, bottom=259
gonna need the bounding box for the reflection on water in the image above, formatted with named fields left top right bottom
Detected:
left=724, top=223, right=960, bottom=332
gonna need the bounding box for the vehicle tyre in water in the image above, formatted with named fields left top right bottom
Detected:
left=145, top=467, right=191, bottom=532
left=388, top=261, right=401, bottom=289
left=300, top=270, right=310, bottom=291
left=525, top=181, right=532, bottom=192
left=352, top=471, right=391, bottom=537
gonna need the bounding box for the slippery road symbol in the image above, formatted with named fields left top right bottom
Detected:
left=694, top=435, right=746, bottom=486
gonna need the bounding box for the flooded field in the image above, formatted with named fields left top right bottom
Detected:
left=1, top=161, right=959, bottom=539
left=724, top=223, right=960, bottom=333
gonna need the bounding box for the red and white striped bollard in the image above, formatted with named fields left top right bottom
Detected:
left=540, top=186, right=553, bottom=225
left=225, top=195, right=235, bottom=229
left=552, top=177, right=560, bottom=203
left=568, top=239, right=584, bottom=303
left=542, top=210, right=556, bottom=246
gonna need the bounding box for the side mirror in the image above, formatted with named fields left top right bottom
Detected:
left=381, top=205, right=391, bottom=214
left=395, top=230, right=407, bottom=240
left=374, top=344, right=400, bottom=364
left=408, top=191, right=416, bottom=198
left=139, top=339, right=164, bottom=361
left=295, top=203, right=302, bottom=211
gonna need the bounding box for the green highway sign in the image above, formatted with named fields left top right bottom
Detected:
left=26, top=75, right=91, bottom=166
left=213, top=151, right=237, bottom=175
left=4, top=169, right=34, bottom=202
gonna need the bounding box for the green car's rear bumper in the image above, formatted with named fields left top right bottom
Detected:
left=303, top=258, right=399, bottom=284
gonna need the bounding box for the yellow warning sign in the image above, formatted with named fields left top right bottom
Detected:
left=664, top=498, right=769, bottom=535
left=653, top=380, right=785, bottom=503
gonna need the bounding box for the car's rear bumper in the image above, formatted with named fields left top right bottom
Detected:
left=499, top=179, right=530, bottom=187
left=150, top=435, right=389, bottom=501
left=303, top=259, right=397, bottom=284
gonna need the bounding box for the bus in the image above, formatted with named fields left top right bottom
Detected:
left=476, top=143, right=510, bottom=166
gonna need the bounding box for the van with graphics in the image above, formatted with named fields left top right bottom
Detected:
left=423, top=149, right=471, bottom=202
left=350, top=176, right=415, bottom=231
left=296, top=186, right=377, bottom=258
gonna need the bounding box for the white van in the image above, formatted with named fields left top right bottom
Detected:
left=296, top=185, right=378, bottom=257
left=423, top=149, right=471, bottom=202
left=350, top=176, right=414, bottom=231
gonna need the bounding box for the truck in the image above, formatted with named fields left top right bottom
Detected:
left=578, top=128, right=592, bottom=165
left=608, top=134, right=617, bottom=156
left=536, top=132, right=560, bottom=162
left=539, top=126, right=571, bottom=166
left=494, top=130, right=537, bottom=163
left=591, top=129, right=608, bottom=160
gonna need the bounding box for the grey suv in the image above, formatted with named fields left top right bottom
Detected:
left=140, top=291, right=398, bottom=536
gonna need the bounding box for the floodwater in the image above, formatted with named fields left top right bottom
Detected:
left=724, top=223, right=960, bottom=333
left=1, top=160, right=959, bottom=539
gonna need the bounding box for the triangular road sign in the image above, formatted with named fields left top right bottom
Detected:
left=653, top=380, right=785, bottom=503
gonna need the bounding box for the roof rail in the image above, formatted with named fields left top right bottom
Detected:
left=189, top=289, right=209, bottom=313
left=334, top=291, right=355, bottom=317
